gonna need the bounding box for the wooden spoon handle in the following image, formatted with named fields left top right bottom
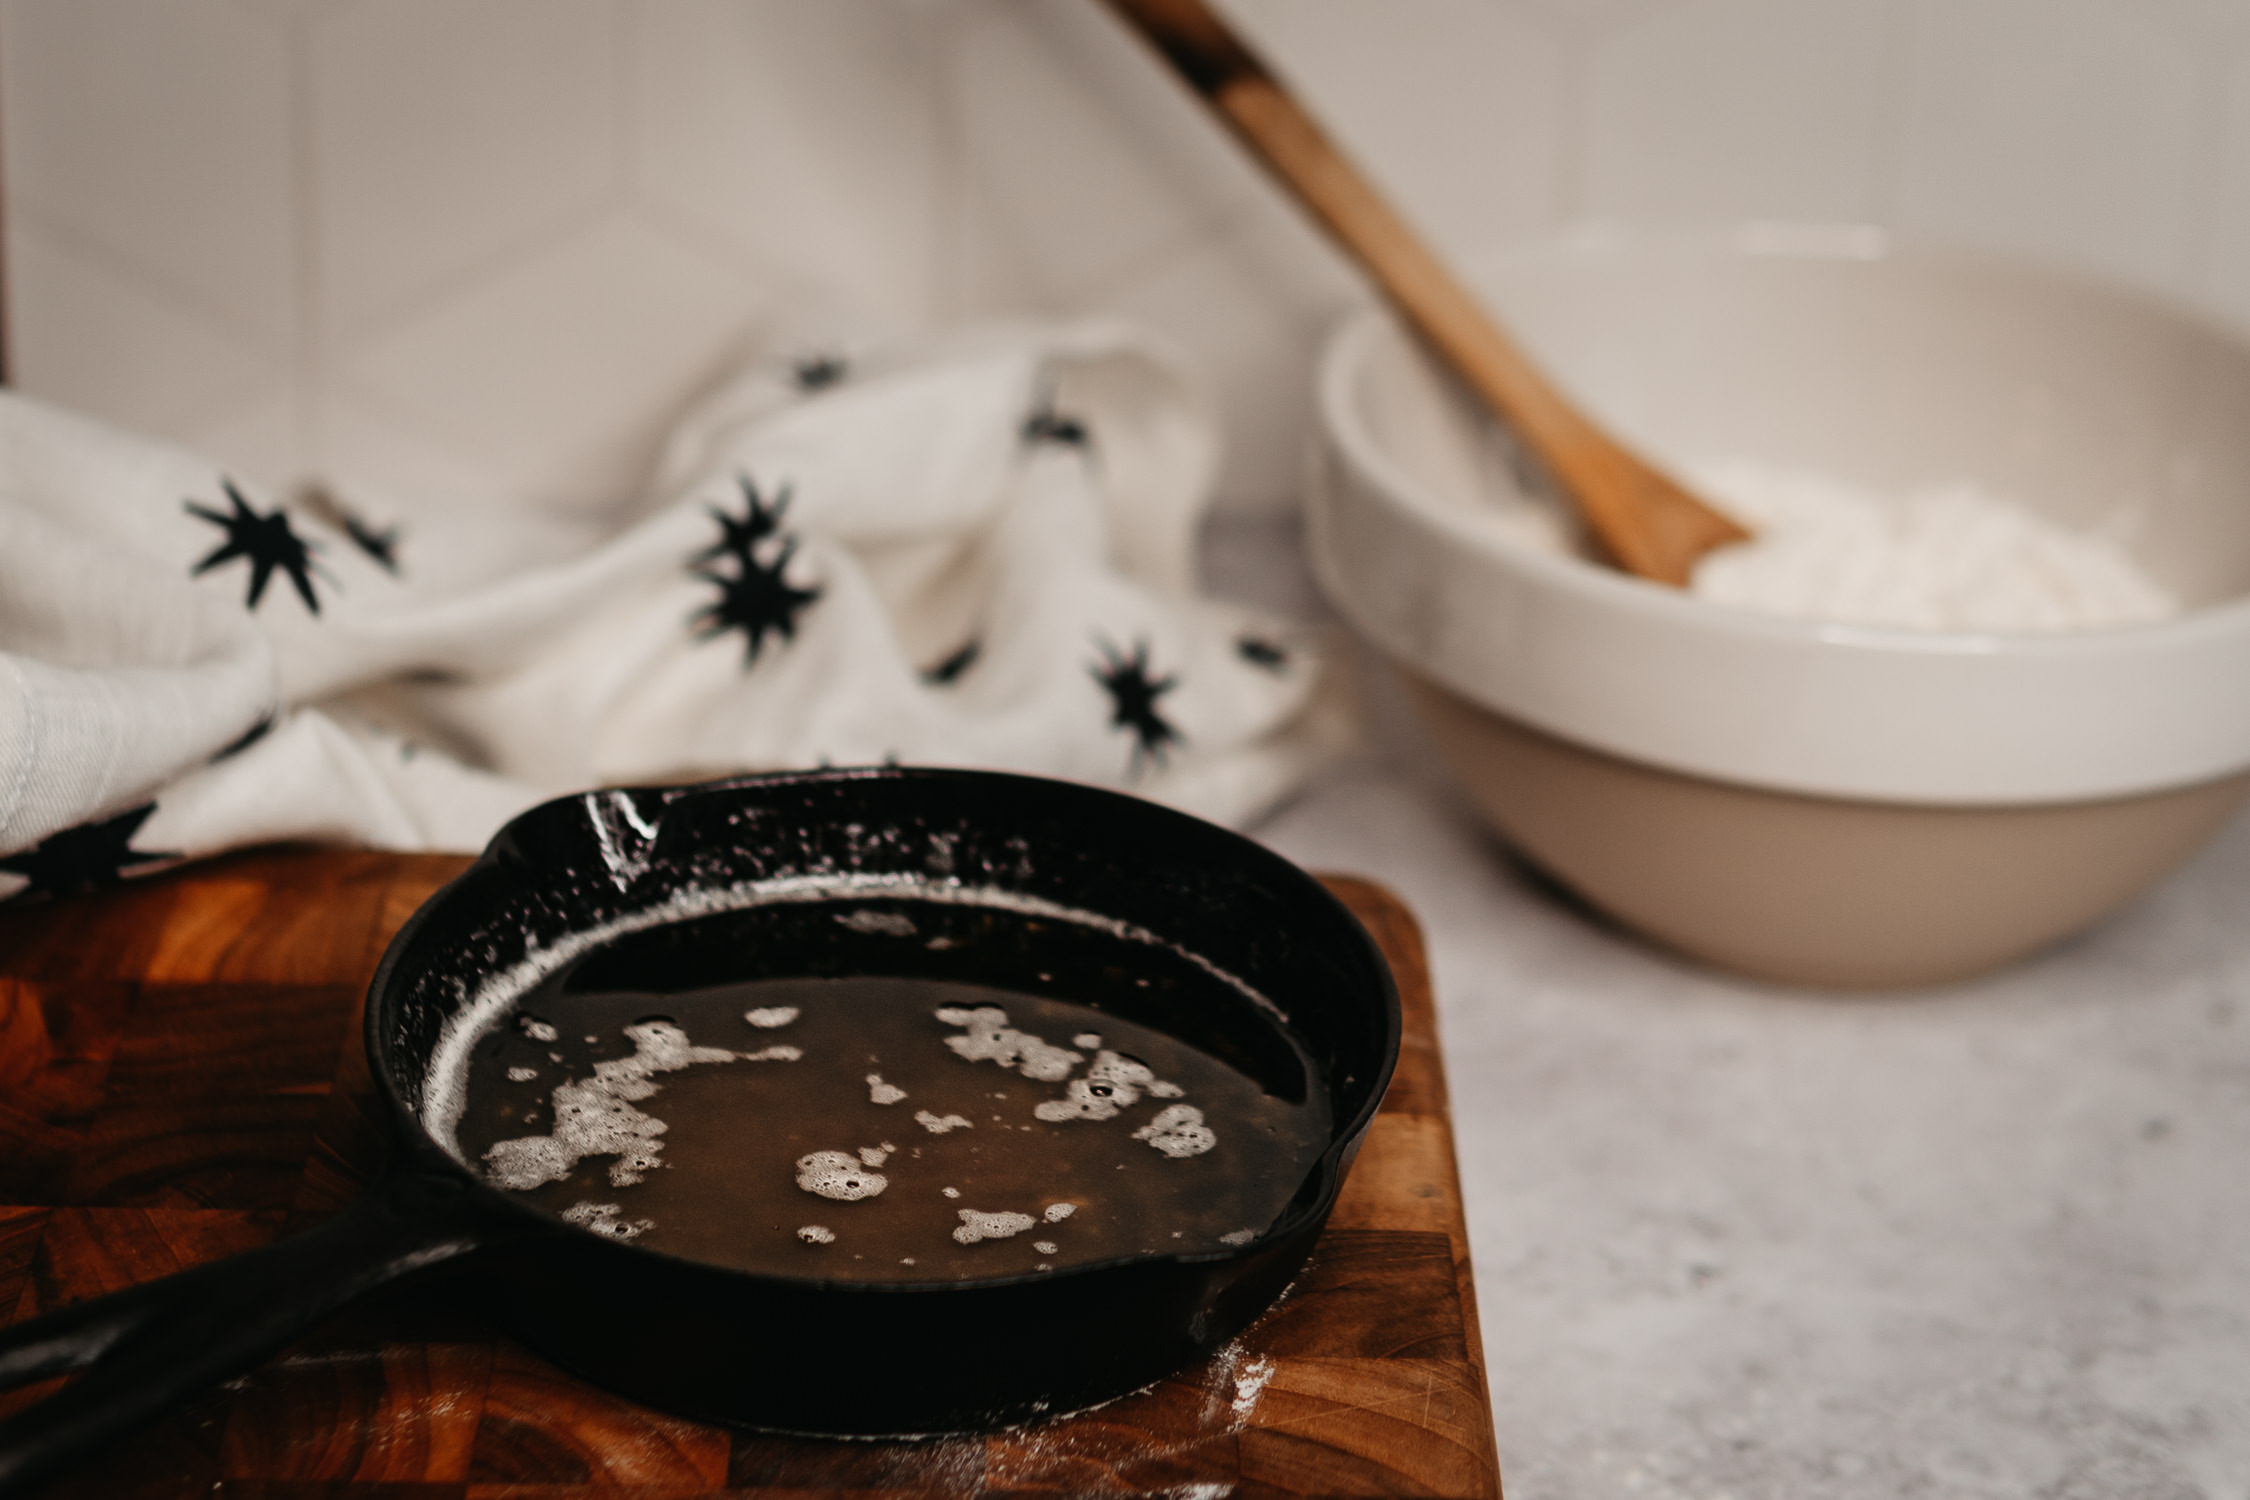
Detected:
left=1099, top=0, right=1750, bottom=584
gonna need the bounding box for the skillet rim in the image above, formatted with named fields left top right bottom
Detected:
left=362, top=764, right=1404, bottom=1295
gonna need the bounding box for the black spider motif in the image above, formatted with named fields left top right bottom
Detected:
left=209, top=710, right=277, bottom=763
left=694, top=477, right=793, bottom=564
left=792, top=353, right=849, bottom=392
left=185, top=479, right=326, bottom=614
left=1089, top=637, right=1182, bottom=775
left=922, top=638, right=981, bottom=686
left=294, top=480, right=403, bottom=576
left=1236, top=635, right=1289, bottom=672
left=342, top=511, right=403, bottom=575
left=0, top=803, right=177, bottom=901
left=690, top=502, right=821, bottom=667
left=1021, top=381, right=1092, bottom=452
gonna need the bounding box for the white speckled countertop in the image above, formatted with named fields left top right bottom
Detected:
left=1209, top=517, right=2250, bottom=1500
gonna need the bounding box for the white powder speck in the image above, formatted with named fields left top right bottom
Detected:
left=798, top=1224, right=835, bottom=1244
left=1232, top=1355, right=1275, bottom=1416
left=859, top=1143, right=893, bottom=1167
left=1072, top=1033, right=1102, bottom=1048
left=943, top=1186, right=960, bottom=1198
left=867, top=1072, right=907, bottom=1105
left=518, top=1017, right=557, bottom=1042
left=1689, top=463, right=2178, bottom=632
left=507, top=1066, right=538, bottom=1083
left=1033, top=1240, right=1058, bottom=1255
left=742, top=1045, right=800, bottom=1062
left=744, top=1006, right=800, bottom=1029
left=916, top=1110, right=973, bottom=1134
left=1220, top=1228, right=1257, bottom=1246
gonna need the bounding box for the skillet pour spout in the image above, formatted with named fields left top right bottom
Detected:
left=0, top=768, right=1400, bottom=1487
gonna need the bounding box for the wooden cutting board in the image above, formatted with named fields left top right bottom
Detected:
left=0, top=848, right=1501, bottom=1499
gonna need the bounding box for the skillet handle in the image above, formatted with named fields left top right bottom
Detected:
left=0, top=1168, right=512, bottom=1497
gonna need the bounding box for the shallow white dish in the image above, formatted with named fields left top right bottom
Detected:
left=1310, top=226, right=2250, bottom=986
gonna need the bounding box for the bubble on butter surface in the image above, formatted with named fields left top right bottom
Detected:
left=562, top=1200, right=652, bottom=1242
left=916, top=1109, right=972, bottom=1134
left=518, top=1016, right=558, bottom=1043
left=507, top=1066, right=538, bottom=1083
left=1033, top=1240, right=1058, bottom=1255
left=1134, top=1104, right=1216, bottom=1158
left=797, top=1224, right=835, bottom=1244
left=953, top=1208, right=1036, bottom=1244
left=866, top=1072, right=906, bottom=1105
left=1035, top=1049, right=1164, bottom=1122
left=1219, top=1228, right=1256, bottom=1246
left=742, top=1045, right=801, bottom=1062
left=797, top=1149, right=887, bottom=1200
left=744, top=1006, right=800, bottom=1029
left=859, top=1143, right=893, bottom=1166
left=1044, top=1202, right=1075, bottom=1222
left=935, top=1006, right=1081, bottom=1081
left=484, top=1021, right=738, bottom=1190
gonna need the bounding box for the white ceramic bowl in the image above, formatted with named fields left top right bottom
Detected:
left=1310, top=227, right=2250, bottom=987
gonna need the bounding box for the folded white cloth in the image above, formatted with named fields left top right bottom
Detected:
left=0, top=320, right=1343, bottom=898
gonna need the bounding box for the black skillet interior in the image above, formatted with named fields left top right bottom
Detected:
left=372, top=766, right=1402, bottom=1435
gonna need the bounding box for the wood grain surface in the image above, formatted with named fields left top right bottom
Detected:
left=0, top=848, right=1501, bottom=1499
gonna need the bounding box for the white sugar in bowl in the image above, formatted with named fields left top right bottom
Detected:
left=1310, top=227, right=2250, bottom=987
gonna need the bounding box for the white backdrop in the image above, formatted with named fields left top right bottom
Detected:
left=9, top=0, right=2250, bottom=529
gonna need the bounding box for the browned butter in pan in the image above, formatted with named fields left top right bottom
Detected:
left=455, top=975, right=1328, bottom=1282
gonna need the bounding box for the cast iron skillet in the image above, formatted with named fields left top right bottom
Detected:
left=0, top=767, right=1399, bottom=1494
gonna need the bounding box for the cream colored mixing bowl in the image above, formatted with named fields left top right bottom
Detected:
left=1310, top=227, right=2250, bottom=987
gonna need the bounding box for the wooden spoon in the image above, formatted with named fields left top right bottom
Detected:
left=1101, top=0, right=1751, bottom=585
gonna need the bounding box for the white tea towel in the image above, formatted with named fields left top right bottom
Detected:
left=0, top=320, right=1343, bottom=899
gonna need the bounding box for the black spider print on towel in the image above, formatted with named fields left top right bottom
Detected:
left=0, top=803, right=177, bottom=901
left=341, top=512, right=402, bottom=574
left=695, top=476, right=792, bottom=564
left=690, top=477, right=820, bottom=666
left=294, top=480, right=403, bottom=576
left=1021, top=378, right=1092, bottom=452
left=922, top=638, right=981, bottom=686
left=1090, top=637, right=1182, bottom=775
left=1236, top=635, right=1289, bottom=671
left=292, top=481, right=402, bottom=575
left=185, top=479, right=326, bottom=614
left=792, top=353, right=849, bottom=392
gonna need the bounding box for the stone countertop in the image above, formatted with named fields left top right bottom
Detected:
left=1210, top=517, right=2250, bottom=1500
